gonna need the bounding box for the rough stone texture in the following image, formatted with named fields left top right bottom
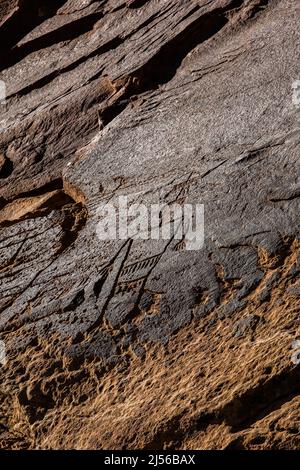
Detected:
left=0, top=0, right=299, bottom=450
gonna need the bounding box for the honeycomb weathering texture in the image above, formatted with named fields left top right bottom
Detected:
left=0, top=0, right=300, bottom=450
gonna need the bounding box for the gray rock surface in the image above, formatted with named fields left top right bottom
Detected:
left=0, top=0, right=299, bottom=450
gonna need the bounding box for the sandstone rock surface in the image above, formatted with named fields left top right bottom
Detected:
left=0, top=0, right=300, bottom=450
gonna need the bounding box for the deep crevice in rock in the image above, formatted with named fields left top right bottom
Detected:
left=0, top=0, right=69, bottom=68
left=0, top=155, right=13, bottom=179
left=9, top=36, right=123, bottom=98
left=99, top=0, right=246, bottom=127
left=1, top=11, right=104, bottom=70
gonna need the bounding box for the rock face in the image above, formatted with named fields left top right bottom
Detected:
left=0, top=0, right=299, bottom=450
